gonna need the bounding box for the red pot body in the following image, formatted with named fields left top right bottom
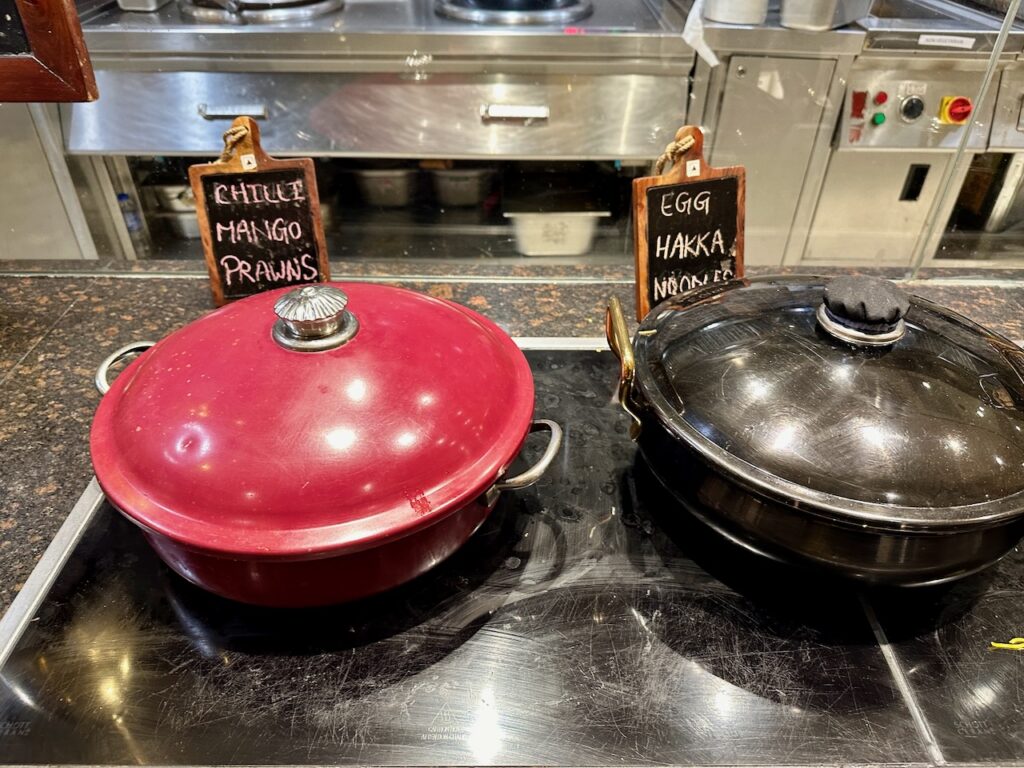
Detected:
left=91, top=282, right=536, bottom=605
left=137, top=495, right=492, bottom=607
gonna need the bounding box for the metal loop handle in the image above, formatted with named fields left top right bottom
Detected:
left=95, top=342, right=156, bottom=395
left=480, top=104, right=550, bottom=122
left=493, top=419, right=563, bottom=493
left=198, top=103, right=267, bottom=121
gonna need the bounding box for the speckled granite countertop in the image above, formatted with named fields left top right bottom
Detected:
left=2, top=261, right=1024, bottom=616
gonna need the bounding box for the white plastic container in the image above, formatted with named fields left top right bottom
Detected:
left=703, top=0, right=769, bottom=25
left=781, top=0, right=873, bottom=30
left=504, top=211, right=610, bottom=257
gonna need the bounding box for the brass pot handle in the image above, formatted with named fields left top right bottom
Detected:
left=605, top=297, right=642, bottom=440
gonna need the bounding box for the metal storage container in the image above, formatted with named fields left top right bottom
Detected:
left=116, top=0, right=173, bottom=11
left=430, top=168, right=494, bottom=207
left=703, top=0, right=769, bottom=25
left=780, top=0, right=873, bottom=30
left=353, top=169, right=417, bottom=208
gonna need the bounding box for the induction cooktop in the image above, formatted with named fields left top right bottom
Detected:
left=0, top=348, right=1022, bottom=766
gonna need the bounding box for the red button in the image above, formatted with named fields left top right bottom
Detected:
left=874, top=91, right=889, bottom=105
left=851, top=90, right=867, bottom=119
left=948, top=96, right=973, bottom=123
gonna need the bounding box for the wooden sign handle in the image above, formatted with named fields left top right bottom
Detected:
left=654, top=125, right=706, bottom=179
left=215, top=116, right=272, bottom=171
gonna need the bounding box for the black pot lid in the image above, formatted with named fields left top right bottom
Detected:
left=634, top=276, right=1024, bottom=528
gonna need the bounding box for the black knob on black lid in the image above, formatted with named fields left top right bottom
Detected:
left=818, top=276, right=909, bottom=346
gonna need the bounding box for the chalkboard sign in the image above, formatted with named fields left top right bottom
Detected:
left=0, top=0, right=30, bottom=56
left=189, top=117, right=330, bottom=305
left=633, top=126, right=745, bottom=320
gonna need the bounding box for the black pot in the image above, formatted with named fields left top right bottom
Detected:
left=606, top=276, right=1024, bottom=586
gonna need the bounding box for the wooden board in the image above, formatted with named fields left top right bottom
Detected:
left=0, top=0, right=96, bottom=102
left=188, top=116, right=330, bottom=306
left=633, top=126, right=745, bottom=321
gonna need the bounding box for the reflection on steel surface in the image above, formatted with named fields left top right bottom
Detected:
left=435, top=0, right=593, bottom=26
left=66, top=71, right=686, bottom=159
left=179, top=0, right=344, bottom=23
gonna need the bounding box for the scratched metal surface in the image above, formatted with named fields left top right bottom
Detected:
left=0, top=351, right=937, bottom=765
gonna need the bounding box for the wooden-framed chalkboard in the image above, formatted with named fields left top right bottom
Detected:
left=633, top=126, right=745, bottom=321
left=189, top=116, right=330, bottom=306
left=0, top=0, right=97, bottom=102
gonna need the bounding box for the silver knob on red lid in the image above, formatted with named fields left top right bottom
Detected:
left=272, top=284, right=359, bottom=352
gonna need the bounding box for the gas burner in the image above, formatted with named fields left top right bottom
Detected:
left=435, top=0, right=593, bottom=25
left=178, top=0, right=343, bottom=23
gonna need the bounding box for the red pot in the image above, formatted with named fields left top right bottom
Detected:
left=90, top=282, right=561, bottom=607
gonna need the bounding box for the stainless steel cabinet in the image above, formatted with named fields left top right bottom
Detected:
left=803, top=150, right=952, bottom=263
left=707, top=56, right=837, bottom=265
left=66, top=70, right=687, bottom=161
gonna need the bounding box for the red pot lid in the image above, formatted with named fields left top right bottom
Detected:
left=91, top=283, right=535, bottom=558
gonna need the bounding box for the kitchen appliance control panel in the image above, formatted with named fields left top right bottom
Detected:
left=839, top=67, right=992, bottom=151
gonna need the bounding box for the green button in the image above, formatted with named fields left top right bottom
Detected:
left=872, top=112, right=887, bottom=126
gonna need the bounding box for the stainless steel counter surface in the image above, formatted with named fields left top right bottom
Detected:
left=79, top=0, right=693, bottom=64
left=78, top=0, right=1024, bottom=70
left=78, top=3, right=862, bottom=66
left=699, top=10, right=865, bottom=55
